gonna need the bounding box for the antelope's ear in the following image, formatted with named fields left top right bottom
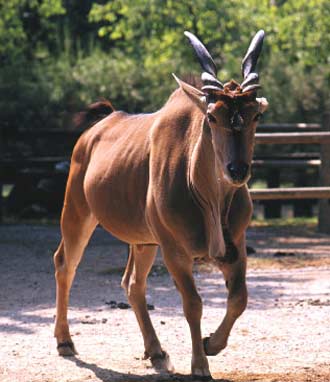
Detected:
left=172, top=73, right=207, bottom=112
left=256, top=97, right=268, bottom=114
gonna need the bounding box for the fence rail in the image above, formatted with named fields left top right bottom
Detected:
left=1, top=118, right=330, bottom=232
left=255, top=132, right=330, bottom=144
left=250, top=187, right=330, bottom=200
left=1, top=122, right=324, bottom=136
left=252, top=113, right=330, bottom=233
left=257, top=123, right=321, bottom=131
left=252, top=159, right=321, bottom=168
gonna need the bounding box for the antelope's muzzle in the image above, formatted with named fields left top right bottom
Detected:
left=227, top=161, right=250, bottom=184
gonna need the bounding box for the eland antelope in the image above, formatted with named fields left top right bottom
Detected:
left=54, top=30, right=268, bottom=380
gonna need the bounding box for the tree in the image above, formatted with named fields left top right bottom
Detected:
left=0, top=0, right=65, bottom=62
left=1, top=0, right=330, bottom=128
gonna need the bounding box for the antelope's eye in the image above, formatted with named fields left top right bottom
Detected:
left=207, top=113, right=216, bottom=123
left=254, top=112, right=262, bottom=121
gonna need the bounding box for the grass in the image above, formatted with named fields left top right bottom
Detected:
left=1, top=217, right=60, bottom=225
left=1, top=215, right=317, bottom=227
left=250, top=216, right=317, bottom=227
left=2, top=184, right=14, bottom=198
left=249, top=180, right=296, bottom=189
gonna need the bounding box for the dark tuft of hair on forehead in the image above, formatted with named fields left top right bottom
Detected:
left=223, top=80, right=240, bottom=92
left=205, top=85, right=258, bottom=104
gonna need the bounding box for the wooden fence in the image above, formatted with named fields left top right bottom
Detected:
left=249, top=114, right=330, bottom=233
left=1, top=114, right=330, bottom=232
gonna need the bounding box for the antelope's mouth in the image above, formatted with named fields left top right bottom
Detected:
left=225, top=161, right=251, bottom=186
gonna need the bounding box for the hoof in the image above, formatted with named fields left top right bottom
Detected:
left=192, top=373, right=213, bottom=381
left=192, top=358, right=212, bottom=382
left=203, top=336, right=226, bottom=356
left=149, top=351, right=175, bottom=374
left=203, top=337, right=217, bottom=356
left=57, top=341, right=78, bottom=356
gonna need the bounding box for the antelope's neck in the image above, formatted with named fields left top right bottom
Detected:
left=188, top=119, right=234, bottom=259
left=188, top=119, right=234, bottom=214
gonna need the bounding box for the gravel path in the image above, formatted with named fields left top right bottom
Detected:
left=0, top=224, right=329, bottom=382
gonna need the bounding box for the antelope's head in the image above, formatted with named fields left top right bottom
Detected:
left=174, top=30, right=268, bottom=187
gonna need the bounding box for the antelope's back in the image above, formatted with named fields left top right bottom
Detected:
left=71, top=89, right=202, bottom=245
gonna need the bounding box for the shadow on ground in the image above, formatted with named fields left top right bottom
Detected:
left=0, top=223, right=329, bottom=334
left=59, top=356, right=330, bottom=382
left=66, top=355, right=235, bottom=382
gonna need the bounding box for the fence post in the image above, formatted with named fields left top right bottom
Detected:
left=318, top=112, right=330, bottom=233
left=294, top=169, right=313, bottom=217
left=0, top=126, right=3, bottom=222
left=264, top=168, right=281, bottom=218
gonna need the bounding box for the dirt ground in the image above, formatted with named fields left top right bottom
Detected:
left=0, top=223, right=329, bottom=382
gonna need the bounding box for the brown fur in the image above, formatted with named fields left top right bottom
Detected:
left=53, top=82, right=267, bottom=379
left=72, top=99, right=114, bottom=130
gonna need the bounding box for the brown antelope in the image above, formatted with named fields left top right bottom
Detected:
left=54, top=30, right=268, bottom=380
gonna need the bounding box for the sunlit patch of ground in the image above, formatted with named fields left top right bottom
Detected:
left=0, top=223, right=329, bottom=382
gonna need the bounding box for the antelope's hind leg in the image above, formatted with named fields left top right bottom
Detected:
left=54, top=201, right=97, bottom=356
left=121, top=244, right=174, bottom=373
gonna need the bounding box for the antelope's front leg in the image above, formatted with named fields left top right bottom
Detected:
left=162, top=248, right=212, bottom=381
left=122, top=244, right=174, bottom=373
left=204, top=238, right=248, bottom=356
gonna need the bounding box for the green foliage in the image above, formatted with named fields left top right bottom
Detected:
left=1, top=0, right=330, bottom=129
left=0, top=0, right=27, bottom=60
left=0, top=57, right=77, bottom=130
left=0, top=0, right=65, bottom=61
left=88, top=0, right=330, bottom=122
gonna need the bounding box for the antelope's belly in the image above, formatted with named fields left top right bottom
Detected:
left=84, top=150, right=155, bottom=244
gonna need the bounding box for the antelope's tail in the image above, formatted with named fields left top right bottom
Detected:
left=73, top=99, right=115, bottom=130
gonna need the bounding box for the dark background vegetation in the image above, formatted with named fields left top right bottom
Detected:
left=1, top=0, right=330, bottom=130
left=1, top=0, right=329, bottom=220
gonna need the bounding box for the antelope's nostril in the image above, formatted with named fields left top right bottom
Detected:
left=227, top=162, right=249, bottom=182
left=231, top=112, right=244, bottom=131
